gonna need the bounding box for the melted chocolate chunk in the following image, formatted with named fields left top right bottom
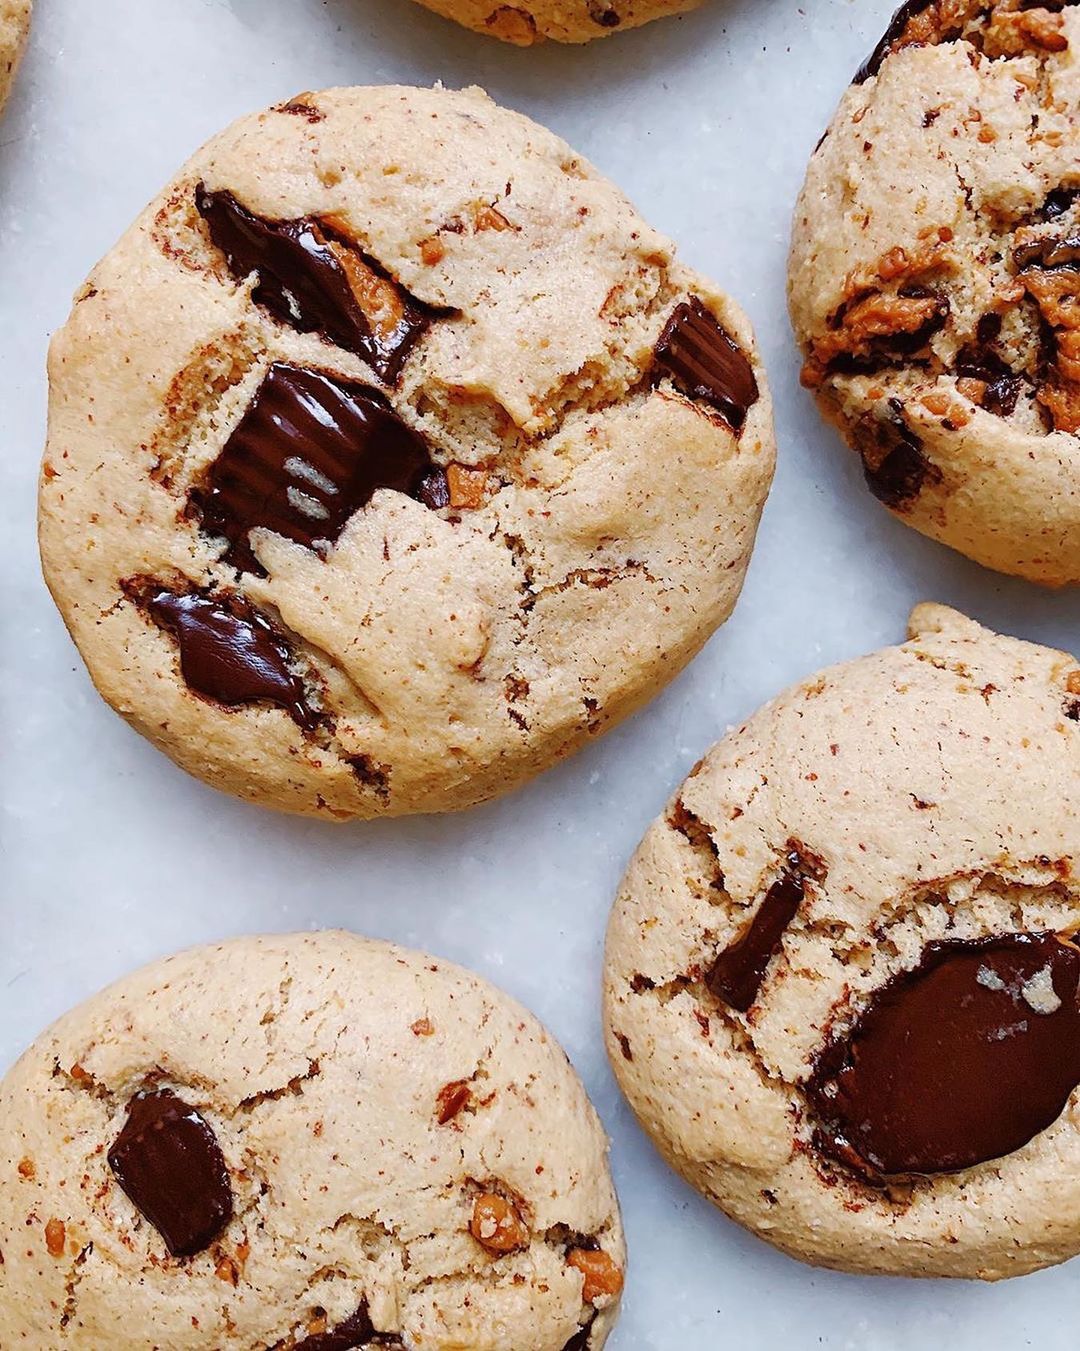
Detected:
left=196, top=186, right=430, bottom=381
left=107, top=1090, right=233, bottom=1258
left=955, top=314, right=1023, bottom=418
left=807, top=933, right=1080, bottom=1178
left=192, top=363, right=446, bottom=574
left=586, top=0, right=621, bottom=24
left=854, top=0, right=935, bottom=84
left=706, top=854, right=806, bottom=1012
left=861, top=400, right=940, bottom=509
left=562, top=1324, right=595, bottom=1351
left=1039, top=187, right=1080, bottom=222
left=133, top=583, right=318, bottom=729
left=292, top=1302, right=404, bottom=1350
left=654, top=297, right=759, bottom=433
left=1014, top=234, right=1080, bottom=271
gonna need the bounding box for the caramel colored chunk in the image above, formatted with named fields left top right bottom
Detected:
left=568, top=1247, right=624, bottom=1302
left=470, top=1193, right=530, bottom=1253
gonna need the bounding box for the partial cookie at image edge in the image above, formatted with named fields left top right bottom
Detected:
left=0, top=930, right=625, bottom=1349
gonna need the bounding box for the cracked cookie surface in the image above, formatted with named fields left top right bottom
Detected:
left=0, top=0, right=29, bottom=111
left=408, top=0, right=699, bottom=45
left=603, top=604, right=1080, bottom=1279
left=39, top=84, right=774, bottom=819
left=790, top=1, right=1080, bottom=585
left=0, top=931, right=624, bottom=1348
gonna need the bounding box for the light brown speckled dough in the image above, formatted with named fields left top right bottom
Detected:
left=604, top=605, right=1080, bottom=1279
left=409, top=0, right=699, bottom=45
left=0, top=0, right=30, bottom=111
left=790, top=2, right=1080, bottom=585
left=0, top=932, right=624, bottom=1349
left=40, top=84, right=774, bottom=820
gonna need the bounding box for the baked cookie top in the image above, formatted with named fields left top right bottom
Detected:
left=0, top=0, right=30, bottom=112
left=40, top=84, right=774, bottom=819
left=0, top=932, right=624, bottom=1349
left=790, top=1, right=1080, bottom=585
left=604, top=604, right=1080, bottom=1279
left=409, top=0, right=699, bottom=45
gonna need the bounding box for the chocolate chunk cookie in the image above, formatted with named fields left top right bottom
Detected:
left=0, top=932, right=624, bottom=1348
left=604, top=604, right=1080, bottom=1279
left=0, top=0, right=30, bottom=111
left=40, top=85, right=774, bottom=818
left=790, top=1, right=1080, bottom=585
left=409, top=0, right=699, bottom=45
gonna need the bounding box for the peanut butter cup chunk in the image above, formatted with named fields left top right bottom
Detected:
left=605, top=605, right=1080, bottom=1279
left=40, top=85, right=774, bottom=818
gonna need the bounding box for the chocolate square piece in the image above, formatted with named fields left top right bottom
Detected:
left=192, top=362, right=447, bottom=574
left=107, top=1090, right=233, bottom=1258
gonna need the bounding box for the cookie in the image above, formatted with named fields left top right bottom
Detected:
left=409, top=0, right=699, bottom=45
left=0, top=931, right=625, bottom=1348
left=604, top=604, right=1080, bottom=1279
left=40, top=84, right=774, bottom=820
left=789, top=1, right=1080, bottom=586
left=0, top=0, right=30, bottom=111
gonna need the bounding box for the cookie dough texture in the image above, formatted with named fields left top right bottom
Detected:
left=0, top=931, right=624, bottom=1348
left=40, top=84, right=775, bottom=819
left=790, top=1, right=1080, bottom=585
left=0, top=0, right=29, bottom=111
left=604, top=605, right=1080, bottom=1279
left=409, top=0, right=699, bottom=45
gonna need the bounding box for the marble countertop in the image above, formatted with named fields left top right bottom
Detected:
left=2, top=1, right=1079, bottom=1345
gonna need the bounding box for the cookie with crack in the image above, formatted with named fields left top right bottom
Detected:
left=0, top=931, right=625, bottom=1349
left=409, top=0, right=699, bottom=45
left=39, top=84, right=774, bottom=819
left=0, top=0, right=30, bottom=111
left=604, top=604, right=1080, bottom=1279
left=790, top=0, right=1080, bottom=586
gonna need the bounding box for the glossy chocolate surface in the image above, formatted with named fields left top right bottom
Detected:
left=807, top=933, right=1080, bottom=1177
left=654, top=297, right=759, bottom=432
left=193, top=362, right=446, bottom=574
left=138, top=584, right=318, bottom=729
left=706, top=859, right=806, bottom=1012
left=196, top=185, right=430, bottom=381
left=107, top=1090, right=233, bottom=1258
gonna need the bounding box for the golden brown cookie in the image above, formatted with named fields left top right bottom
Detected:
left=40, top=85, right=775, bottom=819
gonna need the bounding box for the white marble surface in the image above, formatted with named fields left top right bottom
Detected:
left=2, top=1, right=1079, bottom=1346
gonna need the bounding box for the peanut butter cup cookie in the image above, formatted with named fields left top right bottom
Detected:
left=0, top=0, right=29, bottom=111
left=790, top=1, right=1080, bottom=585
left=409, top=0, right=698, bottom=45
left=604, top=605, right=1080, bottom=1279
left=40, top=85, right=774, bottom=819
left=0, top=932, right=624, bottom=1348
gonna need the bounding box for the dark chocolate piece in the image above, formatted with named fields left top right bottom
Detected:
left=1039, top=187, right=1080, bottom=222
left=706, top=854, right=806, bottom=1012
left=587, top=0, right=621, bottom=25
left=955, top=314, right=1023, bottom=418
left=854, top=0, right=936, bottom=84
left=292, top=1302, right=404, bottom=1350
left=654, top=297, right=759, bottom=433
left=861, top=400, right=940, bottom=509
left=1014, top=234, right=1080, bottom=271
left=196, top=185, right=430, bottom=381
left=192, top=362, right=446, bottom=574
left=807, top=933, right=1080, bottom=1177
left=107, top=1090, right=233, bottom=1258
left=135, top=583, right=318, bottom=729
